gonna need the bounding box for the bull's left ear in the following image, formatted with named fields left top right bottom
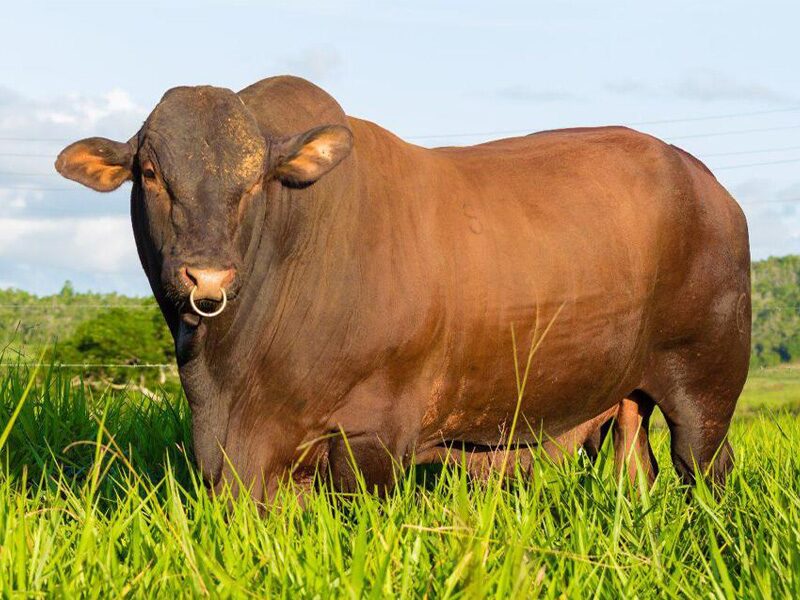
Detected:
left=269, top=125, right=353, bottom=187
left=55, top=137, right=134, bottom=192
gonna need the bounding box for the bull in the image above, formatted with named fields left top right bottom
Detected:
left=56, top=76, right=750, bottom=502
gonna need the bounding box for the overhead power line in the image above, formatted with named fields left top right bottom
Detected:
left=0, top=363, right=174, bottom=369
left=743, top=198, right=800, bottom=206
left=0, top=136, right=71, bottom=143
left=0, top=152, right=57, bottom=158
left=702, top=145, right=800, bottom=158
left=406, top=122, right=800, bottom=142
left=622, top=105, right=800, bottom=125
left=6, top=143, right=800, bottom=162
left=3, top=105, right=800, bottom=145
left=0, top=172, right=57, bottom=177
left=0, top=304, right=153, bottom=310
left=405, top=112, right=800, bottom=141
left=668, top=124, right=800, bottom=140
left=712, top=158, right=800, bottom=170
left=2, top=291, right=800, bottom=315
left=3, top=154, right=800, bottom=185
left=0, top=186, right=77, bottom=192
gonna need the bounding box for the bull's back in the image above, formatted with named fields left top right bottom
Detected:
left=425, top=127, right=673, bottom=313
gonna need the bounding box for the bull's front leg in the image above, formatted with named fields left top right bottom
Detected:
left=325, top=374, right=425, bottom=495
left=207, top=408, right=311, bottom=504
left=327, top=432, right=404, bottom=495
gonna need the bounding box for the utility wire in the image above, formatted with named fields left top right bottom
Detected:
left=6, top=148, right=800, bottom=165
left=0, top=304, right=154, bottom=309
left=622, top=105, right=800, bottom=125
left=2, top=121, right=800, bottom=173
left=0, top=152, right=57, bottom=158
left=0, top=172, right=59, bottom=177
left=6, top=146, right=800, bottom=161
left=4, top=154, right=800, bottom=185
left=712, top=158, right=800, bottom=170
left=0, top=136, right=73, bottom=143
left=407, top=122, right=800, bottom=141
left=0, top=363, right=174, bottom=369
left=2, top=287, right=799, bottom=313
left=405, top=118, right=800, bottom=141
left=740, top=198, right=800, bottom=206
left=0, top=186, right=77, bottom=192
left=4, top=105, right=800, bottom=145
left=668, top=124, right=800, bottom=141
left=702, top=145, right=800, bottom=158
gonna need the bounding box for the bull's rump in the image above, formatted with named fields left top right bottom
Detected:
left=362, top=126, right=748, bottom=445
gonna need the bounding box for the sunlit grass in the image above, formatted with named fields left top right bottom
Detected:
left=0, top=365, right=798, bottom=597
left=738, top=366, right=800, bottom=415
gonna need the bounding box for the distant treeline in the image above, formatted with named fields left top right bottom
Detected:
left=0, top=282, right=176, bottom=393
left=0, top=256, right=797, bottom=388
left=751, top=255, right=800, bottom=367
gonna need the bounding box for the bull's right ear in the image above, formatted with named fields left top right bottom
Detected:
left=55, top=137, right=134, bottom=192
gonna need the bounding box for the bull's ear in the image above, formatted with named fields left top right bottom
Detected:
left=270, top=125, right=353, bottom=187
left=55, top=137, right=134, bottom=192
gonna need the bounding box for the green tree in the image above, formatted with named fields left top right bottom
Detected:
left=750, top=255, right=800, bottom=367
left=57, top=307, right=178, bottom=394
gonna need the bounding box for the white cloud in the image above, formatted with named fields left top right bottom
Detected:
left=0, top=86, right=146, bottom=198
left=495, top=85, right=579, bottom=103
left=673, top=70, right=796, bottom=104
left=0, top=86, right=145, bottom=133
left=0, top=214, right=148, bottom=294
left=279, top=46, right=342, bottom=82
left=604, top=70, right=797, bottom=104
left=732, top=179, right=800, bottom=259
left=746, top=205, right=800, bottom=259
left=0, top=86, right=145, bottom=293
left=0, top=216, right=137, bottom=274
left=0, top=188, right=38, bottom=212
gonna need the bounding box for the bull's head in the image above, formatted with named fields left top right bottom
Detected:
left=55, top=85, right=353, bottom=319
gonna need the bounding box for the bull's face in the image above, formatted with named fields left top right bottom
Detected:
left=55, top=85, right=352, bottom=318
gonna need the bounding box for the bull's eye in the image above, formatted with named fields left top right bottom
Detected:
left=141, top=160, right=157, bottom=181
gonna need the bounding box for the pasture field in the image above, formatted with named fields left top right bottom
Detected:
left=0, top=364, right=798, bottom=598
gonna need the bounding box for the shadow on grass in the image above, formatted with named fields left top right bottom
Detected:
left=0, top=364, right=196, bottom=497
left=4, top=361, right=798, bottom=509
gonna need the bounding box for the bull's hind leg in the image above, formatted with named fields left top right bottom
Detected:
left=581, top=417, right=613, bottom=462
left=613, top=392, right=658, bottom=486
left=543, top=404, right=618, bottom=462
left=660, top=387, right=736, bottom=487
left=643, top=349, right=745, bottom=488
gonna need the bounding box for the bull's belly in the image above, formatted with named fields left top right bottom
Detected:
left=418, top=305, right=647, bottom=446
left=422, top=376, right=630, bottom=447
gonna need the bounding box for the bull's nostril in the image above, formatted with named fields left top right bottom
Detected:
left=183, top=266, right=236, bottom=301
left=178, top=267, right=195, bottom=288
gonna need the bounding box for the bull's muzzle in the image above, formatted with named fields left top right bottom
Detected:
left=181, top=265, right=235, bottom=317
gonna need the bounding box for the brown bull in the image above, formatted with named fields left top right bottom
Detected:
left=56, top=76, right=750, bottom=502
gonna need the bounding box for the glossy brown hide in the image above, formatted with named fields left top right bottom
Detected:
left=60, top=77, right=751, bottom=502
left=292, top=115, right=749, bottom=498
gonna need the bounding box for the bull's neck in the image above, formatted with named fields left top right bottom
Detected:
left=179, top=163, right=362, bottom=379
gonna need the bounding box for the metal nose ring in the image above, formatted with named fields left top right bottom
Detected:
left=189, top=286, right=227, bottom=317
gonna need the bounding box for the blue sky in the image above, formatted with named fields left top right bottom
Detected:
left=1, top=0, right=799, bottom=295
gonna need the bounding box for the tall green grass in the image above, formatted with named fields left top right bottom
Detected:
left=0, top=364, right=798, bottom=598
